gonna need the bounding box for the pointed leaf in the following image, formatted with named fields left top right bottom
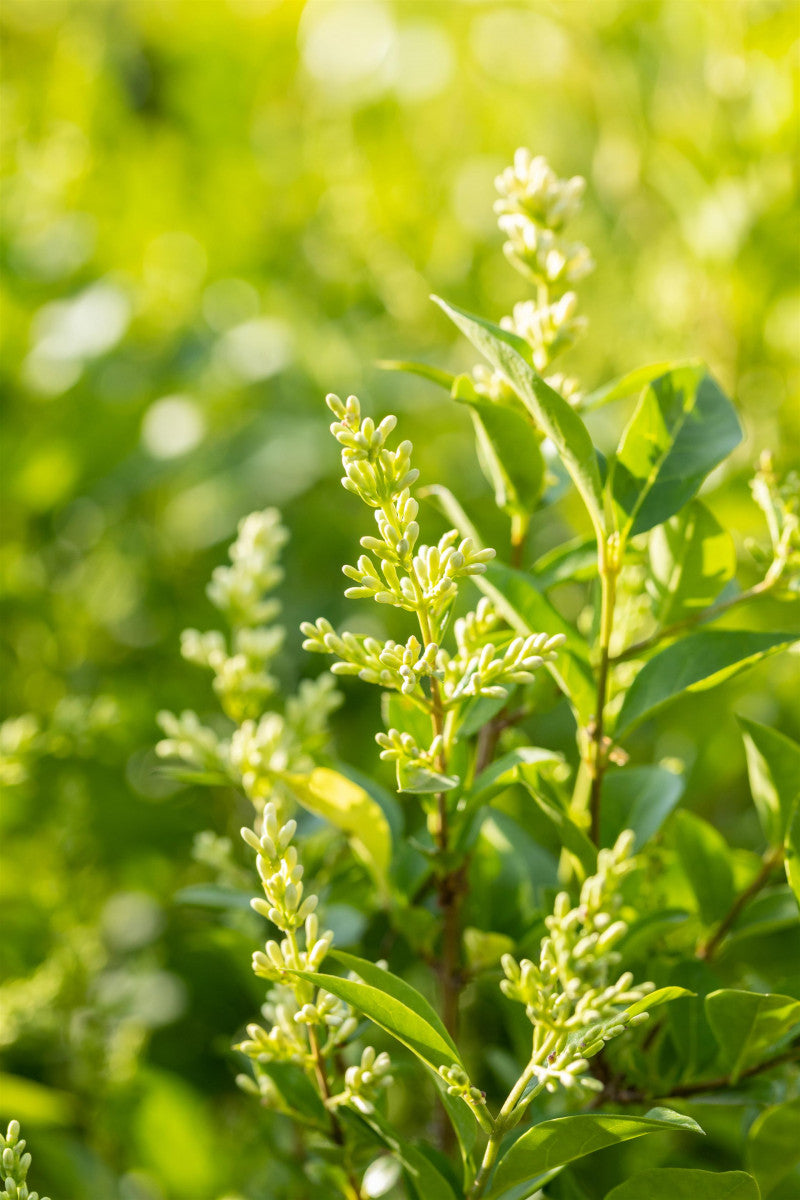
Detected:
left=583, top=362, right=675, bottom=411
left=477, top=561, right=595, bottom=723
left=600, top=764, right=685, bottom=849
left=328, top=951, right=459, bottom=1059
left=532, top=536, right=597, bottom=589
left=648, top=501, right=737, bottom=626
left=432, top=297, right=605, bottom=538
left=705, top=989, right=800, bottom=1083
left=623, top=986, right=696, bottom=1020
left=738, top=717, right=800, bottom=846
left=609, top=365, right=742, bottom=538
left=465, top=747, right=563, bottom=816
left=672, top=810, right=736, bottom=925
left=397, top=760, right=460, bottom=795
left=377, top=359, right=456, bottom=392
left=488, top=1108, right=702, bottom=1200
left=286, top=970, right=464, bottom=1074
left=283, top=768, right=392, bottom=891
left=604, top=1169, right=760, bottom=1200
left=451, top=375, right=545, bottom=517
left=615, top=631, right=797, bottom=738
left=519, top=779, right=597, bottom=875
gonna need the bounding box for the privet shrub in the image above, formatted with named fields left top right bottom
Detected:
left=157, top=152, right=800, bottom=1200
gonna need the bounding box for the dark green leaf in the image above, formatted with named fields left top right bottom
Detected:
left=738, top=717, right=800, bottom=846
left=477, top=561, right=595, bottom=722
left=402, top=1142, right=460, bottom=1200
left=519, top=779, right=597, bottom=875
left=705, top=989, right=800, bottom=1082
left=747, top=1098, right=800, bottom=1199
left=600, top=764, right=685, bottom=849
left=451, top=376, right=545, bottom=517
left=286, top=970, right=464, bottom=1074
left=648, top=501, right=736, bottom=626
left=257, top=1063, right=328, bottom=1127
left=672, top=810, right=736, bottom=925
left=488, top=1108, right=702, bottom=1200
left=609, top=365, right=742, bottom=537
left=615, top=631, right=797, bottom=738
left=604, top=1169, right=760, bottom=1200
left=432, top=297, right=605, bottom=537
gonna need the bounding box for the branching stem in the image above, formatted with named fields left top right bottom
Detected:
left=697, top=846, right=784, bottom=962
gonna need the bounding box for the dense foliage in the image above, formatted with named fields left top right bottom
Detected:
left=2, top=3, right=799, bottom=1199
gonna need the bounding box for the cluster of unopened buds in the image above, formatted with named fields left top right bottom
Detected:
left=207, top=508, right=288, bottom=627
left=331, top=1046, right=394, bottom=1115
left=447, top=631, right=566, bottom=701
left=301, top=624, right=441, bottom=695
left=0, top=1121, right=50, bottom=1200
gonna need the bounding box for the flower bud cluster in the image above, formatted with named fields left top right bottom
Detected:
left=438, top=1062, right=483, bottom=1104
left=155, top=708, right=227, bottom=773
left=207, top=509, right=288, bottom=627
left=445, top=631, right=566, bottom=702
left=337, top=1046, right=394, bottom=1114
left=502, top=295, right=588, bottom=373
left=472, top=151, right=593, bottom=409
left=327, top=393, right=419, bottom=508
left=375, top=727, right=446, bottom=774
left=499, top=831, right=653, bottom=1096
left=495, top=150, right=586, bottom=232
left=1, top=1121, right=50, bottom=1200
left=181, top=626, right=284, bottom=722
left=242, top=803, right=319, bottom=932
left=301, top=624, right=441, bottom=696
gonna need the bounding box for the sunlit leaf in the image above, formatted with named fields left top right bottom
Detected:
left=737, top=717, right=800, bottom=846
left=705, top=989, right=800, bottom=1082
left=647, top=501, right=737, bottom=626
left=604, top=1169, right=760, bottom=1200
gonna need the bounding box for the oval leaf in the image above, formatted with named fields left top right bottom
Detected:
left=738, top=716, right=800, bottom=847
left=604, top=1169, right=760, bottom=1200
left=489, top=1108, right=702, bottom=1200
left=615, top=631, right=797, bottom=738
left=705, top=989, right=800, bottom=1083
left=747, top=1098, right=800, bottom=1199
left=648, top=501, right=736, bottom=627
left=610, top=365, right=742, bottom=538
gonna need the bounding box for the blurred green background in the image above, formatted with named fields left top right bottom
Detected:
left=1, top=1, right=798, bottom=1196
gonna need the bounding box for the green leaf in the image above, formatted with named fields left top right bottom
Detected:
left=401, top=1141, right=460, bottom=1200
left=738, top=717, right=800, bottom=846
left=286, top=970, right=464, bottom=1074
left=488, top=1108, right=702, bottom=1200
left=648, top=501, right=737, bottom=626
left=705, top=989, right=800, bottom=1082
left=582, top=362, right=675, bottom=411
left=600, top=764, right=685, bottom=849
left=604, top=1169, right=760, bottom=1200
left=747, top=1098, right=800, bottom=1199
left=432, top=296, right=605, bottom=538
left=283, top=767, right=392, bottom=892
left=477, top=561, right=595, bottom=723
left=377, top=359, right=456, bottom=392
left=672, top=810, right=736, bottom=925
left=519, top=779, right=597, bottom=875
left=328, top=951, right=459, bottom=1059
left=257, top=1062, right=328, bottom=1127
left=0, top=1073, right=74, bottom=1125
left=609, top=364, right=742, bottom=538
left=173, top=884, right=254, bottom=911
left=397, top=760, right=460, bottom=795
left=464, top=747, right=563, bottom=815
left=615, top=631, right=797, bottom=738
left=786, top=798, right=800, bottom=907
left=451, top=376, right=545, bottom=517
left=532, top=536, right=597, bottom=589
left=623, top=985, right=695, bottom=1020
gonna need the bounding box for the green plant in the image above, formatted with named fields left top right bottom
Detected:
left=159, top=151, right=800, bottom=1200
